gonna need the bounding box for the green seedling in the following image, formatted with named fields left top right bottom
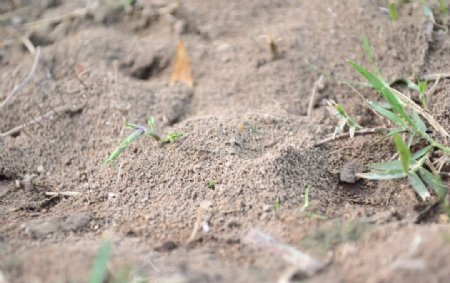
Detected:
left=387, top=78, right=429, bottom=109
left=104, top=117, right=183, bottom=165
left=163, top=132, right=184, bottom=143
left=439, top=0, right=448, bottom=16
left=347, top=39, right=449, bottom=200
left=418, top=80, right=428, bottom=108
left=299, top=186, right=327, bottom=219
left=301, top=185, right=311, bottom=212
left=274, top=196, right=281, bottom=211
left=388, top=2, right=399, bottom=21
left=89, top=241, right=112, bottom=283
left=361, top=34, right=380, bottom=76
left=207, top=179, right=216, bottom=189
left=327, top=100, right=361, bottom=138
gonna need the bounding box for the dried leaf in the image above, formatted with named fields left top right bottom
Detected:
left=170, top=41, right=193, bottom=88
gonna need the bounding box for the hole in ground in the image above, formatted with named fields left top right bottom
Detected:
left=130, top=56, right=168, bottom=80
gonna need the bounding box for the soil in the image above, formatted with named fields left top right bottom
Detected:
left=1, top=0, right=450, bottom=282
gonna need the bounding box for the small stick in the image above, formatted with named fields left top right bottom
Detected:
left=21, top=36, right=36, bottom=55
left=0, top=104, right=82, bottom=138
left=307, top=75, right=324, bottom=117
left=0, top=47, right=41, bottom=109
left=24, top=3, right=97, bottom=30
left=314, top=127, right=391, bottom=146
left=45, top=191, right=81, bottom=197
left=421, top=73, right=450, bottom=81
left=243, top=229, right=325, bottom=277
left=391, top=87, right=450, bottom=138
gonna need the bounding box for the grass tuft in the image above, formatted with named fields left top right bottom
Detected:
left=104, top=117, right=184, bottom=165
left=89, top=241, right=113, bottom=283
left=340, top=37, right=450, bottom=200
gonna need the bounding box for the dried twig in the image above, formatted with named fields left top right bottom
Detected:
left=0, top=47, right=41, bottom=109
left=243, top=229, right=326, bottom=277
left=314, top=127, right=391, bottom=146
left=421, top=73, right=450, bottom=81
left=391, top=87, right=449, bottom=138
left=45, top=191, right=81, bottom=197
left=24, top=3, right=97, bottom=30
left=307, top=75, right=324, bottom=117
left=426, top=77, right=440, bottom=97
left=0, top=104, right=83, bottom=138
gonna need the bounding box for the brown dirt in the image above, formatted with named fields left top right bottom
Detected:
left=1, top=0, right=450, bottom=282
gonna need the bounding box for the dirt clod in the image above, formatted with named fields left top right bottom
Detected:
left=25, top=216, right=64, bottom=239
left=62, top=212, right=91, bottom=232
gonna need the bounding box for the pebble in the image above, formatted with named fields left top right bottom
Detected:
left=62, top=212, right=92, bottom=232
left=37, top=165, right=45, bottom=174
left=25, top=216, right=63, bottom=239
left=340, top=162, right=363, bottom=183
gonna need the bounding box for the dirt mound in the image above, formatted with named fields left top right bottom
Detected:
left=1, top=0, right=450, bottom=282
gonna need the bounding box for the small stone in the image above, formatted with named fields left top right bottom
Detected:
left=25, top=217, right=63, bottom=239
left=108, top=192, right=117, bottom=202
left=202, top=222, right=210, bottom=233
left=62, top=212, right=91, bottom=232
left=262, top=205, right=272, bottom=212
left=37, top=165, right=45, bottom=174
left=154, top=241, right=178, bottom=252
left=340, top=162, right=363, bottom=183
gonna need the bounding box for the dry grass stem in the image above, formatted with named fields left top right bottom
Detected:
left=0, top=47, right=41, bottom=109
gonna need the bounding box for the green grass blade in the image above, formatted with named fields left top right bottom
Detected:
left=381, top=87, right=415, bottom=127
left=409, top=172, right=431, bottom=200
left=411, top=111, right=427, bottom=134
left=147, top=116, right=156, bottom=133
left=361, top=34, right=380, bottom=76
left=162, top=132, right=184, bottom=144
left=301, top=185, right=311, bottom=212
left=357, top=170, right=407, bottom=180
left=368, top=101, right=405, bottom=127
left=350, top=61, right=386, bottom=90
left=368, top=145, right=432, bottom=172
left=439, top=0, right=448, bottom=15
left=350, top=62, right=412, bottom=125
left=412, top=145, right=433, bottom=160
left=418, top=81, right=428, bottom=94
left=393, top=133, right=412, bottom=173
left=89, top=241, right=113, bottom=283
left=419, top=168, right=447, bottom=199
left=388, top=3, right=399, bottom=21
left=104, top=129, right=144, bottom=164
left=368, top=160, right=402, bottom=171
left=126, top=123, right=140, bottom=130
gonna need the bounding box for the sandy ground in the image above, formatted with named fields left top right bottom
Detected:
left=1, top=0, right=450, bottom=282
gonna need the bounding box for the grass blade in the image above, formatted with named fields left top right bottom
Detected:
left=368, top=101, right=405, bottom=127
left=393, top=133, right=412, bottom=173
left=409, top=172, right=431, bottom=200
left=104, top=129, right=144, bottom=164
left=301, top=185, right=311, bottom=212
left=356, top=170, right=407, bottom=180
left=89, top=241, right=113, bottom=283
left=350, top=61, right=386, bottom=90
left=411, top=111, right=427, bottom=134
left=388, top=3, right=399, bottom=21
left=439, top=0, right=448, bottom=15
left=412, top=145, right=433, bottom=160
left=368, top=160, right=402, bottom=171
left=350, top=62, right=414, bottom=126
left=361, top=34, right=380, bottom=76
left=419, top=168, right=447, bottom=199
